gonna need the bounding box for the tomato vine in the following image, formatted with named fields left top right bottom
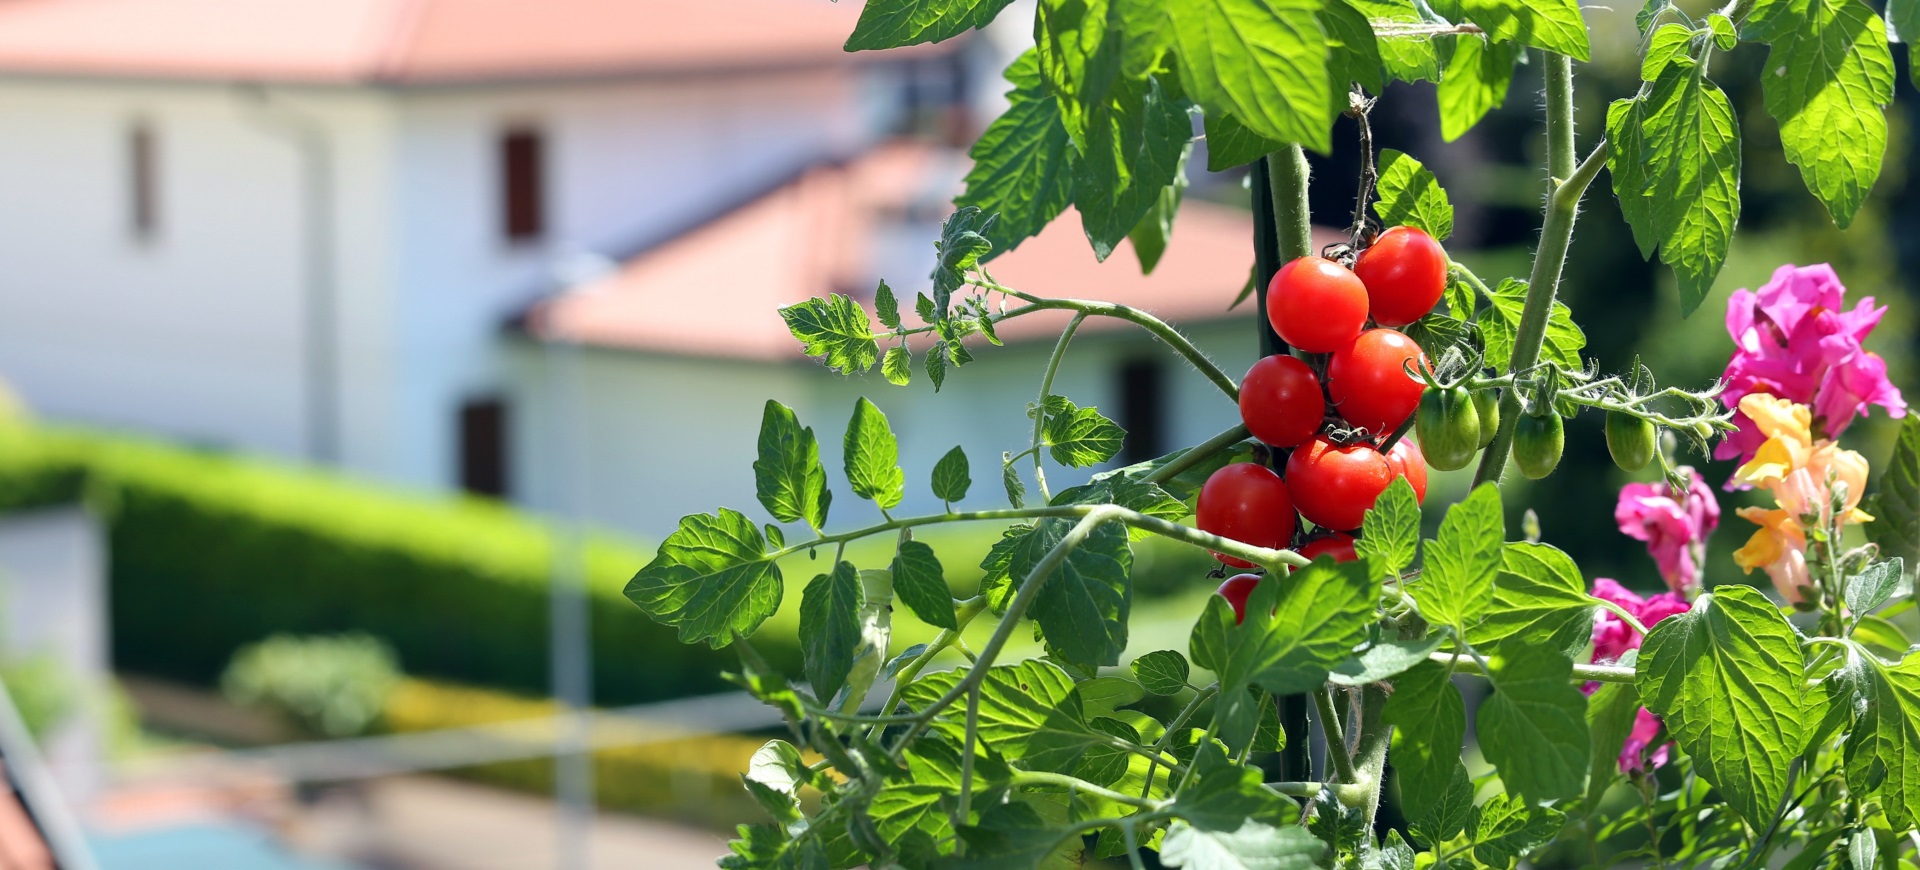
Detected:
left=627, top=1, right=1920, bottom=868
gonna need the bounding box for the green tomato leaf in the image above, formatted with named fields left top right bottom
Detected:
left=1746, top=0, right=1893, bottom=228
left=1132, top=649, right=1191, bottom=695
left=931, top=445, right=972, bottom=504
left=1455, top=0, right=1589, bottom=59
left=800, top=560, right=862, bottom=702
left=1168, top=741, right=1297, bottom=831
left=1478, top=647, right=1591, bottom=803
left=904, top=660, right=1106, bottom=773
left=844, top=0, right=1019, bottom=51
left=947, top=800, right=1085, bottom=868
left=1408, top=763, right=1474, bottom=848
left=1208, top=560, right=1378, bottom=695
left=871, top=740, right=965, bottom=841
left=1469, top=541, right=1597, bottom=650
left=844, top=398, right=905, bottom=510
left=1636, top=584, right=1812, bottom=825
left=1891, top=0, right=1920, bottom=43
left=626, top=508, right=780, bottom=647
left=1356, top=475, right=1421, bottom=577
left=1848, top=558, right=1906, bottom=625
left=1114, top=0, right=1175, bottom=76
left=1372, top=148, right=1453, bottom=241
left=874, top=280, right=901, bottom=330
left=1328, top=635, right=1445, bottom=687
left=880, top=346, right=912, bottom=386
left=1202, top=110, right=1283, bottom=172
left=1585, top=649, right=1642, bottom=809
left=1384, top=660, right=1468, bottom=831
left=1074, top=75, right=1194, bottom=261
left=957, top=51, right=1076, bottom=260
left=1051, top=475, right=1188, bottom=542
left=1605, top=57, right=1740, bottom=316
left=1001, top=453, right=1027, bottom=508
left=1042, top=395, right=1127, bottom=467
left=1471, top=793, right=1567, bottom=869
left=1640, top=21, right=1694, bottom=81
left=1160, top=819, right=1326, bottom=869
left=1321, top=0, right=1385, bottom=96
left=1437, top=36, right=1517, bottom=142
left=891, top=540, right=958, bottom=630
left=1476, top=278, right=1585, bottom=371
left=1170, top=0, right=1335, bottom=153
left=1824, top=646, right=1920, bottom=828
left=1010, top=516, right=1135, bottom=668
left=1128, top=166, right=1189, bottom=274
left=752, top=401, right=831, bottom=530
left=1864, top=415, right=1920, bottom=580
left=1036, top=0, right=1111, bottom=150
left=1414, top=482, right=1505, bottom=635
left=779, top=294, right=879, bottom=376
left=1347, top=0, right=1443, bottom=82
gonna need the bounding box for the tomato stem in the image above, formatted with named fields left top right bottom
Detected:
left=1472, top=49, right=1610, bottom=487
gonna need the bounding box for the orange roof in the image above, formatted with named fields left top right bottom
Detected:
left=0, top=0, right=890, bottom=84
left=524, top=141, right=1346, bottom=360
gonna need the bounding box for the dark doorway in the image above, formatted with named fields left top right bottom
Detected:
left=459, top=397, right=510, bottom=498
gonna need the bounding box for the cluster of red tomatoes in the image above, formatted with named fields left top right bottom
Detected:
left=1197, top=227, right=1447, bottom=623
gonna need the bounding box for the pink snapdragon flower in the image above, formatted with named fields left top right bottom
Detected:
left=1588, top=579, right=1690, bottom=667
left=1717, top=263, right=1905, bottom=466
left=1613, top=468, right=1719, bottom=595
left=1619, top=708, right=1671, bottom=774
left=1588, top=579, right=1691, bottom=773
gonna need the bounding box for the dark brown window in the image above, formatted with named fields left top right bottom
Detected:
left=459, top=397, right=510, bottom=498
left=129, top=121, right=158, bottom=241
left=1115, top=359, right=1166, bottom=465
left=499, top=128, right=545, bottom=243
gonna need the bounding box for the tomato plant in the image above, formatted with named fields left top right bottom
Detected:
left=1239, top=354, right=1325, bottom=448
left=1267, top=256, right=1368, bottom=353
left=1353, top=225, right=1447, bottom=327
left=1327, top=328, right=1427, bottom=435
left=622, top=2, right=1920, bottom=868
left=1285, top=436, right=1392, bottom=532
left=1196, top=463, right=1298, bottom=568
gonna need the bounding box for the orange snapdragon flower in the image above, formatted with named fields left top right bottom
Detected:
left=1729, top=394, right=1872, bottom=602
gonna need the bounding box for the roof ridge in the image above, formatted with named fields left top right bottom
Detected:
left=367, top=0, right=432, bottom=83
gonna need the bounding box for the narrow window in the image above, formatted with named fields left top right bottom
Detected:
left=499, top=127, right=545, bottom=243
left=129, top=121, right=158, bottom=241
left=459, top=397, right=510, bottom=498
left=1115, top=359, right=1166, bottom=465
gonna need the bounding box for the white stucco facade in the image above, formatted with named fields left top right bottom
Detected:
left=0, top=64, right=910, bottom=519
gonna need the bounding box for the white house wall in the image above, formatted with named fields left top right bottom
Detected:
left=508, top=320, right=1257, bottom=538
left=0, top=79, right=401, bottom=468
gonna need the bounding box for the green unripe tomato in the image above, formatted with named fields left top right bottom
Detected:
left=1513, top=411, right=1565, bottom=480
left=1415, top=386, right=1480, bottom=471
left=1472, top=389, right=1500, bottom=448
left=1605, top=411, right=1657, bottom=471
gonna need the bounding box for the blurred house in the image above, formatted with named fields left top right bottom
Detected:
left=0, top=0, right=1282, bottom=536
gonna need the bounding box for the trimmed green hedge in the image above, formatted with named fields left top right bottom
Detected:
left=0, top=424, right=768, bottom=704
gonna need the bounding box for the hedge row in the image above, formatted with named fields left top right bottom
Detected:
left=382, top=678, right=775, bottom=828
left=0, top=424, right=780, bottom=704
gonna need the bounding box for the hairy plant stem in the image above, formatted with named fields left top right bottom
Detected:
left=1351, top=686, right=1393, bottom=828
left=961, top=280, right=1240, bottom=400
left=1268, top=145, right=1315, bottom=261
left=1140, top=423, right=1251, bottom=485
left=1430, top=650, right=1636, bottom=684
left=1473, top=50, right=1611, bottom=485
left=1030, top=313, right=1088, bottom=502
left=789, top=505, right=1309, bottom=573
left=863, top=596, right=986, bottom=740
left=1313, top=688, right=1362, bottom=784
left=1012, top=769, right=1162, bottom=809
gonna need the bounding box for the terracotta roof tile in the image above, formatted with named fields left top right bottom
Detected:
left=0, top=0, right=897, bottom=83
left=525, top=141, right=1346, bottom=360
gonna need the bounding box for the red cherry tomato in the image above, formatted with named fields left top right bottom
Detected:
left=1354, top=226, right=1448, bottom=328
left=1295, top=533, right=1359, bottom=564
left=1328, top=328, right=1428, bottom=435
left=1285, top=436, right=1392, bottom=531
left=1386, top=438, right=1429, bottom=504
left=1217, top=573, right=1261, bottom=625
left=1267, top=257, right=1369, bottom=353
left=1240, top=355, right=1325, bottom=448
left=1196, top=463, right=1297, bottom=569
